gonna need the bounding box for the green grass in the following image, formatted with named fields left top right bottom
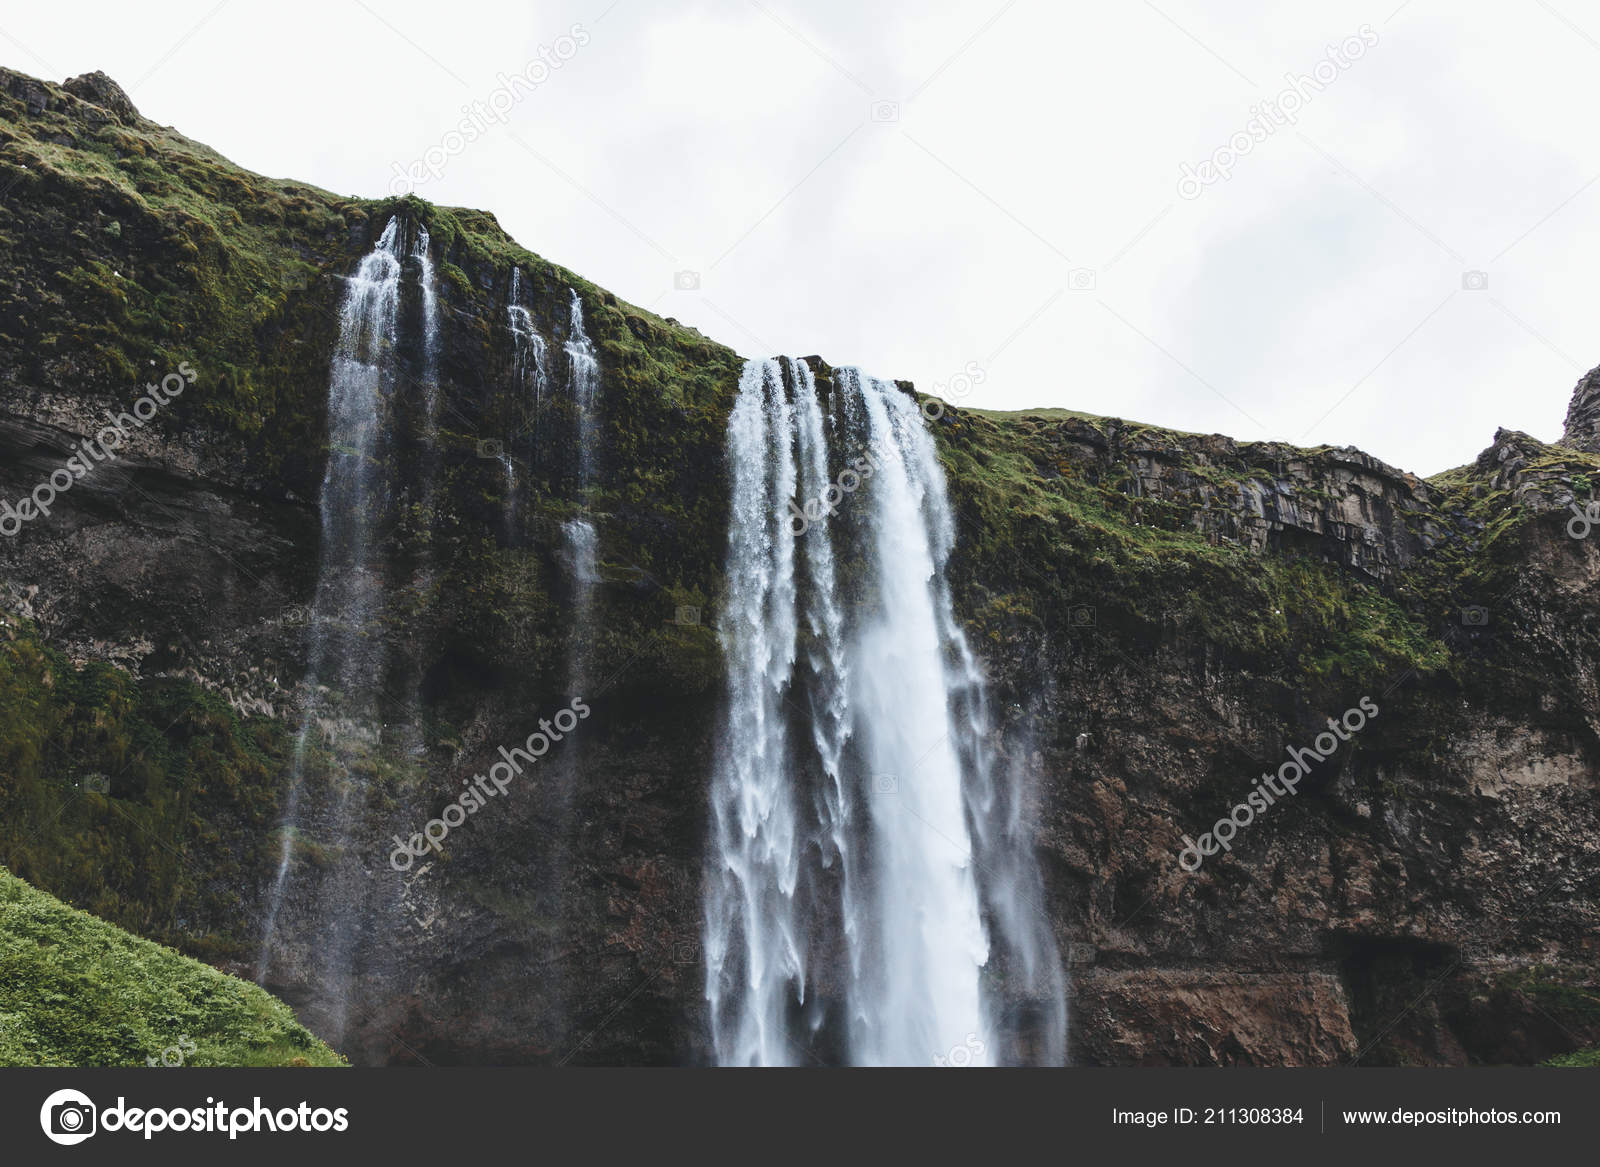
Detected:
left=0, top=866, right=342, bottom=1066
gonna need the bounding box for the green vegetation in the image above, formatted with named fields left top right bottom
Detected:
left=932, top=406, right=1451, bottom=698
left=1501, top=966, right=1600, bottom=1068
left=0, top=865, right=342, bottom=1066
left=0, top=607, right=287, bottom=960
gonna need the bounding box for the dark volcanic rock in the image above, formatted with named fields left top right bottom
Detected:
left=1561, top=364, right=1600, bottom=454
left=61, top=71, right=139, bottom=123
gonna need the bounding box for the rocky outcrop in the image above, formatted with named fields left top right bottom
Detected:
left=0, top=67, right=1596, bottom=1066
left=1561, top=364, right=1600, bottom=453
left=60, top=71, right=139, bottom=124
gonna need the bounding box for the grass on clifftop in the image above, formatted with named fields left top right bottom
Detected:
left=931, top=405, right=1452, bottom=695
left=0, top=866, right=341, bottom=1066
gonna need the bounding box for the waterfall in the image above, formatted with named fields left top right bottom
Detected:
left=564, top=288, right=599, bottom=411
left=564, top=289, right=600, bottom=502
left=256, top=217, right=443, bottom=1042
left=705, top=358, right=805, bottom=1066
left=704, top=358, right=1064, bottom=1066
left=509, top=269, right=549, bottom=404
left=401, top=224, right=442, bottom=759
left=416, top=225, right=440, bottom=434
left=846, top=369, right=989, bottom=1066
left=562, top=289, right=600, bottom=678
left=562, top=518, right=600, bottom=585
left=258, top=218, right=404, bottom=981
left=505, top=268, right=547, bottom=536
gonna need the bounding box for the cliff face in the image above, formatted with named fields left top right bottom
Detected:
left=1, top=67, right=1596, bottom=1066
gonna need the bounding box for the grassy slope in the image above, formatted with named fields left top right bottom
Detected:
left=0, top=866, right=341, bottom=1066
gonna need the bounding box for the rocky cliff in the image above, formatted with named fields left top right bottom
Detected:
left=1, top=67, right=1596, bottom=1066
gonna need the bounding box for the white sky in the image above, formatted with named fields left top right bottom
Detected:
left=4, top=0, right=1597, bottom=475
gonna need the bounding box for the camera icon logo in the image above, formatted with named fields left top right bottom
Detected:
left=872, top=773, right=898, bottom=795
left=1460, top=605, right=1489, bottom=627
left=674, top=270, right=701, bottom=291
left=870, top=100, right=900, bottom=122
left=477, top=439, right=506, bottom=460
left=1070, top=604, right=1096, bottom=627
left=1461, top=270, right=1489, bottom=291
left=1068, top=268, right=1097, bottom=291
left=80, top=773, right=110, bottom=795
left=673, top=940, right=700, bottom=964
left=40, top=1089, right=97, bottom=1145
left=673, top=605, right=701, bottom=627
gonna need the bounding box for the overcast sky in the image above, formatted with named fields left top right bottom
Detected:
left=4, top=0, right=1597, bottom=475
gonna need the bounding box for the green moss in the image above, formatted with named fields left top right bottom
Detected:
left=931, top=406, right=1449, bottom=697
left=0, top=866, right=342, bottom=1066
left=1501, top=966, right=1600, bottom=1067
left=0, top=609, right=289, bottom=959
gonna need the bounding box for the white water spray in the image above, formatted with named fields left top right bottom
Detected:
left=705, top=358, right=806, bottom=1066
left=705, top=359, right=1063, bottom=1066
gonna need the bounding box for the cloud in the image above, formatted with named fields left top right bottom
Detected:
left=8, top=0, right=1596, bottom=474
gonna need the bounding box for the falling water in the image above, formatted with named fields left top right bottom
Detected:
left=564, top=289, right=600, bottom=501
left=846, top=369, right=990, bottom=1066
left=416, top=225, right=440, bottom=434
left=257, top=217, right=405, bottom=982
left=562, top=289, right=601, bottom=678
left=705, top=358, right=1063, bottom=1066
left=508, top=270, right=549, bottom=405
left=564, top=288, right=599, bottom=411
left=505, top=268, right=548, bottom=535
left=705, top=358, right=805, bottom=1066
left=401, top=225, right=442, bottom=759
left=257, top=219, right=444, bottom=1044
left=561, top=519, right=599, bottom=584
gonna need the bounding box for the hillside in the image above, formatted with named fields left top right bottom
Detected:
left=0, top=866, right=341, bottom=1066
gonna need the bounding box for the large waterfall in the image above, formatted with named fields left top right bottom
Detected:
left=704, top=357, right=1064, bottom=1066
